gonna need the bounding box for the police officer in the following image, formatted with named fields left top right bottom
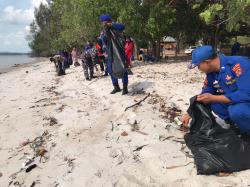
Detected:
left=181, top=45, right=250, bottom=134
left=99, top=14, right=129, bottom=95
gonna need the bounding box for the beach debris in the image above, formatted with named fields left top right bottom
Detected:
left=22, top=157, right=34, bottom=169
left=148, top=94, right=182, bottom=122
left=121, top=131, right=128, bottom=136
left=43, top=116, right=58, bottom=126
left=132, top=152, right=141, bottom=162
left=94, top=169, right=103, bottom=178
left=25, top=71, right=29, bottom=73
left=56, top=104, right=66, bottom=112
left=30, top=181, right=36, bottom=187
left=180, top=144, right=193, bottom=158
left=64, top=157, right=76, bottom=173
left=124, top=93, right=150, bottom=111
left=25, top=164, right=37, bottom=173
left=135, top=130, right=148, bottom=136
left=133, top=144, right=149, bottom=152
left=20, top=139, right=30, bottom=147
left=159, top=135, right=174, bottom=142
left=37, top=148, right=48, bottom=162
left=0, top=172, right=2, bottom=177
left=110, top=121, right=114, bottom=131
left=165, top=162, right=193, bottom=169
left=34, top=98, right=49, bottom=103
left=130, top=120, right=140, bottom=131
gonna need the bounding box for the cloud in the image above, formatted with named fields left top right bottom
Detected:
left=1, top=0, right=48, bottom=24
left=0, top=0, right=48, bottom=52
left=0, top=28, right=30, bottom=52
left=2, top=6, right=34, bottom=24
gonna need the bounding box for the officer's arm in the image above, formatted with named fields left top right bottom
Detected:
left=112, top=23, right=125, bottom=31
left=225, top=58, right=250, bottom=104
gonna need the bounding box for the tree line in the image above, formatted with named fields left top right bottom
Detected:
left=27, top=0, right=250, bottom=57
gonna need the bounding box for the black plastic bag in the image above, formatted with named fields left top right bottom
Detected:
left=107, top=28, right=126, bottom=79
left=184, top=96, right=250, bottom=175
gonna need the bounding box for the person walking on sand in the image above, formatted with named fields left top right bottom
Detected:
left=71, top=47, right=80, bottom=67
left=98, top=14, right=129, bottom=95
left=80, top=43, right=96, bottom=81
left=181, top=45, right=250, bottom=136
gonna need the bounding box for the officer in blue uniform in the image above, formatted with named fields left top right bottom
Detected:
left=181, top=45, right=250, bottom=134
left=99, top=14, right=129, bottom=95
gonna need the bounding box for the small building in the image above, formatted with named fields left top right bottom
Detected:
left=160, top=36, right=177, bottom=58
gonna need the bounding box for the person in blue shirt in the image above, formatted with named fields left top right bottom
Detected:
left=98, top=14, right=129, bottom=95
left=181, top=45, right=250, bottom=135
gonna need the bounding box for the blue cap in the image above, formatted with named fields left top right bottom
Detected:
left=190, top=45, right=215, bottom=68
left=99, top=14, right=112, bottom=22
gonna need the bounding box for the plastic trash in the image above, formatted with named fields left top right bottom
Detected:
left=184, top=96, right=250, bottom=175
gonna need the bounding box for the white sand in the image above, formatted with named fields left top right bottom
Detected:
left=0, top=60, right=249, bottom=187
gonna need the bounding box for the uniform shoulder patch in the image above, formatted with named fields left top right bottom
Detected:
left=232, top=63, right=243, bottom=77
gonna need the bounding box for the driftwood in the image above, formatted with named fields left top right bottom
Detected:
left=125, top=93, right=150, bottom=111
left=133, top=144, right=149, bottom=152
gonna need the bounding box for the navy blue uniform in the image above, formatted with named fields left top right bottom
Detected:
left=99, top=23, right=128, bottom=85
left=202, top=55, right=250, bottom=133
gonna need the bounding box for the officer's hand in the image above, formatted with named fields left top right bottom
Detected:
left=181, top=113, right=191, bottom=127
left=197, top=93, right=215, bottom=104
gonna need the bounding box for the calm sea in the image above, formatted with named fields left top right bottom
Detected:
left=0, top=55, right=44, bottom=70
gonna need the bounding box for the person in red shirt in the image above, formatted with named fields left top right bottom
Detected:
left=125, top=37, right=134, bottom=68
left=95, top=41, right=108, bottom=76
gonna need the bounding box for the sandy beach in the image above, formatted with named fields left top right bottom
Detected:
left=1, top=59, right=250, bottom=187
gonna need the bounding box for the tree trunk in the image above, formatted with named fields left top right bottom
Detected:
left=156, top=37, right=161, bottom=60
left=214, top=24, right=220, bottom=50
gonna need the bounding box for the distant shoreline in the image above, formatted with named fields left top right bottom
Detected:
left=0, top=52, right=31, bottom=56
left=0, top=57, right=47, bottom=74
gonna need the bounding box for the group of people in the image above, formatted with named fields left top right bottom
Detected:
left=51, top=14, right=134, bottom=95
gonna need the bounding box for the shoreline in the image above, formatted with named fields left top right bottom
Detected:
left=0, top=57, right=47, bottom=74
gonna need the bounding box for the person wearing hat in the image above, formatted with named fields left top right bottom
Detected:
left=98, top=14, right=129, bottom=95
left=181, top=45, right=250, bottom=134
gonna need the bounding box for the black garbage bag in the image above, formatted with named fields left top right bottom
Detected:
left=107, top=28, right=126, bottom=79
left=184, top=96, right=250, bottom=175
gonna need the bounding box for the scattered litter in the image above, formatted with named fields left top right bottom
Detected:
left=22, top=157, right=34, bottom=168
left=43, top=117, right=58, bottom=126
left=0, top=172, right=2, bottom=177
left=125, top=93, right=150, bottom=111
left=133, top=144, right=149, bottom=152
left=110, top=121, right=114, bottom=131
left=130, top=120, right=140, bottom=131
left=159, top=136, right=174, bottom=142
left=30, top=181, right=36, bottom=187
left=64, top=157, right=75, bottom=173
left=25, top=164, right=37, bottom=173
left=165, top=162, right=193, bottom=169
left=20, top=139, right=30, bottom=147
left=94, top=169, right=103, bottom=178
left=121, top=131, right=128, bottom=136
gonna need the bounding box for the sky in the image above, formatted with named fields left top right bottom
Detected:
left=0, top=0, right=48, bottom=53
